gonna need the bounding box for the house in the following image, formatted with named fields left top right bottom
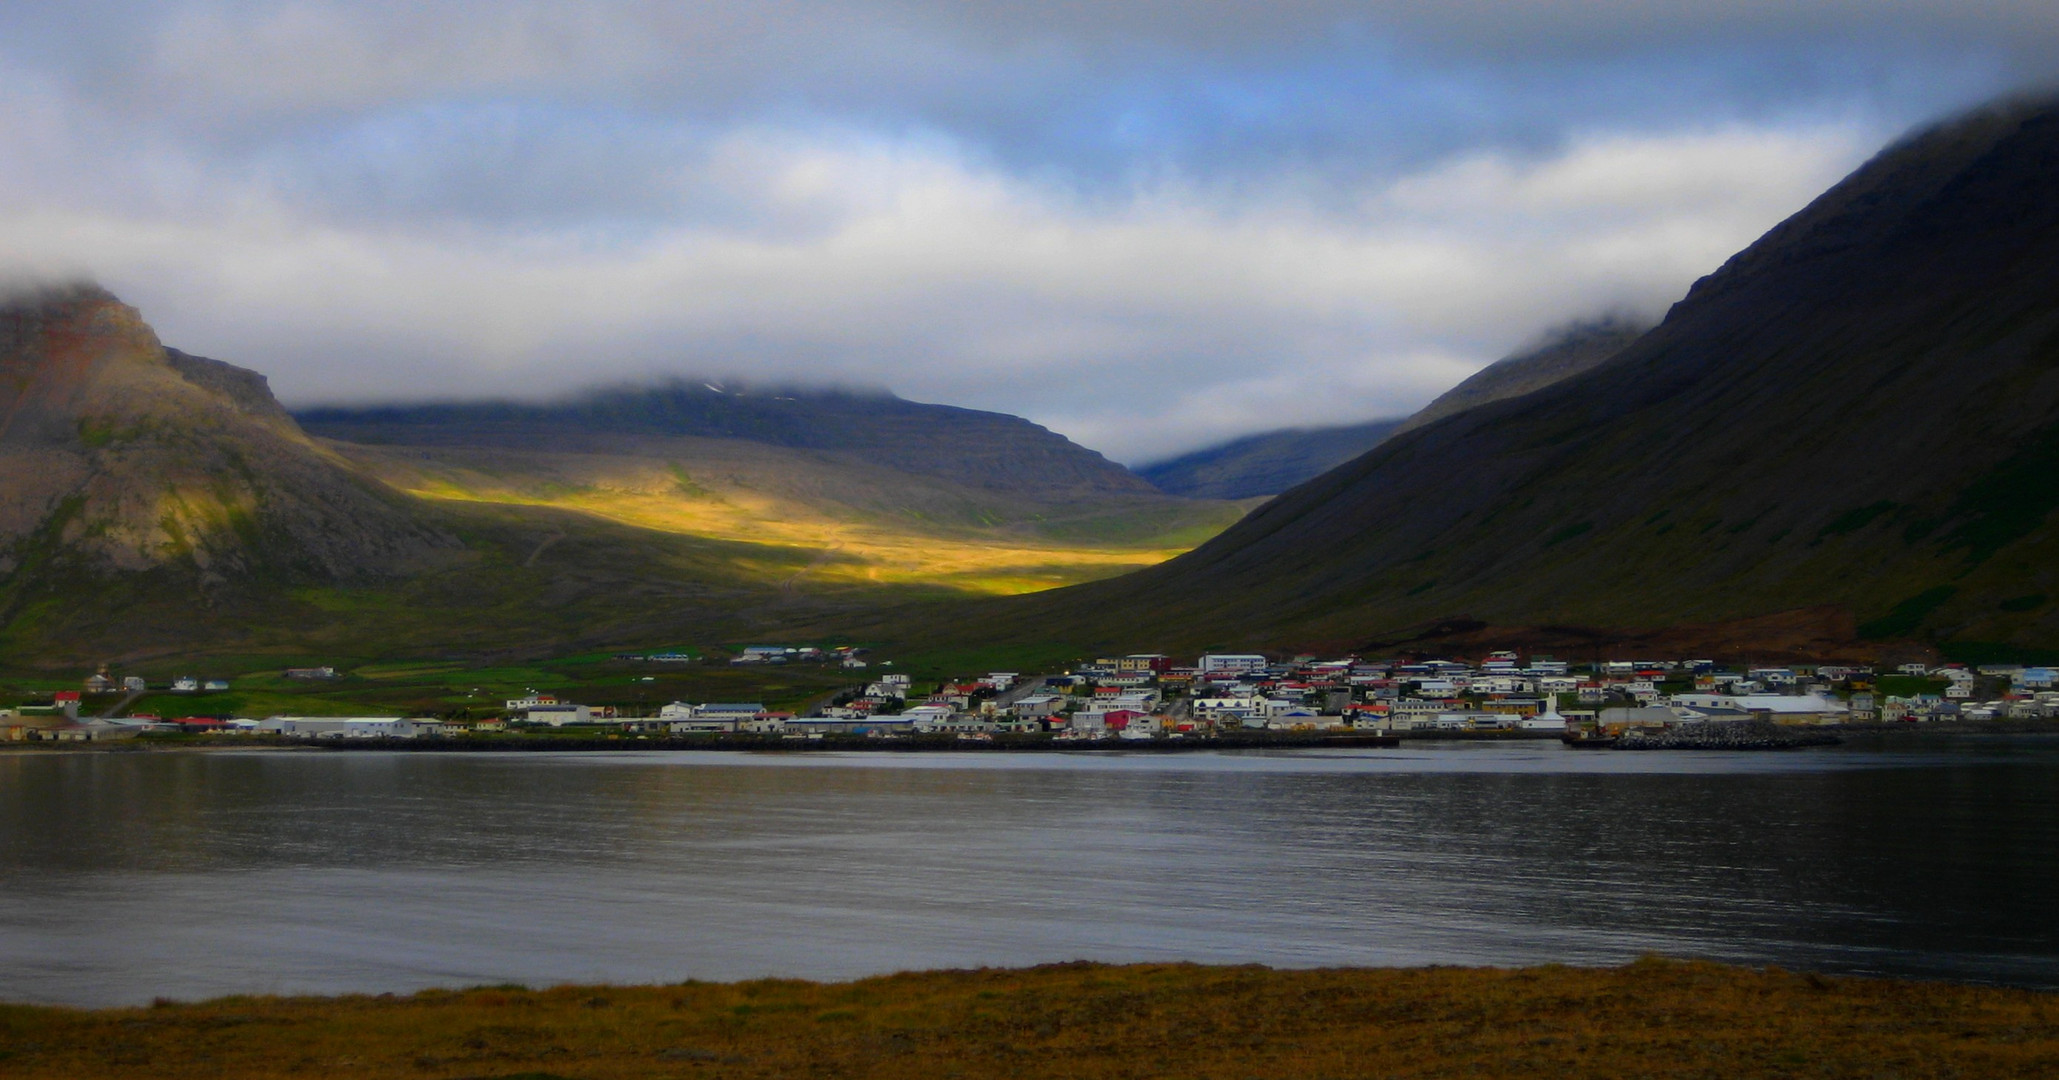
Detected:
left=695, top=703, right=767, bottom=721
left=783, top=716, right=916, bottom=737
left=507, top=693, right=560, bottom=710
left=122, top=676, right=147, bottom=692
left=1597, top=706, right=1678, bottom=732
left=1198, top=654, right=1269, bottom=675
left=1011, top=695, right=1064, bottom=719
left=1080, top=707, right=1148, bottom=732
left=84, top=671, right=116, bottom=694
left=898, top=704, right=956, bottom=730
left=283, top=667, right=338, bottom=680
left=2, top=709, right=73, bottom=741
left=667, top=715, right=736, bottom=734
left=1519, top=699, right=1569, bottom=731
left=203, top=679, right=230, bottom=692
left=172, top=676, right=199, bottom=692
left=46, top=718, right=146, bottom=741
left=257, top=717, right=440, bottom=739
left=1669, top=693, right=1849, bottom=725
left=1190, top=697, right=1259, bottom=722
left=521, top=703, right=593, bottom=726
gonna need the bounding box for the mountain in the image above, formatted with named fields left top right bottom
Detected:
left=297, top=385, right=1246, bottom=597
left=970, top=95, right=2059, bottom=661
left=1387, top=316, right=1651, bottom=438
left=1135, top=319, right=1648, bottom=500
left=1136, top=420, right=1405, bottom=499
left=0, top=288, right=1246, bottom=665
left=297, top=383, right=1155, bottom=498
left=0, top=285, right=455, bottom=591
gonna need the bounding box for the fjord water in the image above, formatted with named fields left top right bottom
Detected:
left=4, top=740, right=2058, bottom=1006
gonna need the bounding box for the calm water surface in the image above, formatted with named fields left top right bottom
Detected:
left=3, top=738, right=2058, bottom=1005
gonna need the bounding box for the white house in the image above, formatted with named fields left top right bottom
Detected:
left=522, top=703, right=593, bottom=726
left=1198, top=654, right=1268, bottom=675
left=784, top=716, right=915, bottom=736
left=1190, top=697, right=1259, bottom=722
left=899, top=704, right=957, bottom=731
left=667, top=716, right=736, bottom=734
left=1668, top=693, right=1849, bottom=724
left=695, top=703, right=767, bottom=721
left=259, top=717, right=440, bottom=739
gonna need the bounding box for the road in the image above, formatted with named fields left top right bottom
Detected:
left=98, top=688, right=146, bottom=719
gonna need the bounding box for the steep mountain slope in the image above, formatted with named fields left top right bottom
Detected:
left=0, top=285, right=455, bottom=591
left=1137, top=420, right=1405, bottom=499
left=298, top=383, right=1156, bottom=497
left=979, top=95, right=2059, bottom=659
left=1136, top=319, right=1647, bottom=500
left=1387, top=316, right=1651, bottom=438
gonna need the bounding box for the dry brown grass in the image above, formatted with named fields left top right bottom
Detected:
left=3, top=958, right=2056, bottom=1079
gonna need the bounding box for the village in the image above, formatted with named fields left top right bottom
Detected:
left=6, top=649, right=2058, bottom=745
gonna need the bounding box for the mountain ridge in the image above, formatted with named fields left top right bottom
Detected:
left=0, top=284, right=455, bottom=588
left=298, top=382, right=1156, bottom=498
left=1136, top=317, right=1649, bottom=500
left=946, top=94, right=2059, bottom=660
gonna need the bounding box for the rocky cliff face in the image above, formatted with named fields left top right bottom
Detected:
left=0, top=285, right=454, bottom=590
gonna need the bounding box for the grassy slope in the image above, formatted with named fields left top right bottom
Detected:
left=335, top=437, right=1251, bottom=596
left=2, top=959, right=2056, bottom=1079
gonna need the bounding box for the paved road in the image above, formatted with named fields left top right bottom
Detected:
left=993, top=675, right=1056, bottom=709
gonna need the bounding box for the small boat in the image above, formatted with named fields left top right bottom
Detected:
left=1561, top=732, right=1619, bottom=749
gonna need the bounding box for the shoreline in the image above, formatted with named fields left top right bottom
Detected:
left=2, top=958, right=2053, bottom=1078
left=6, top=721, right=2057, bottom=754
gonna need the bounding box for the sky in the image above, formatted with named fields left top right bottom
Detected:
left=0, top=3, right=2053, bottom=463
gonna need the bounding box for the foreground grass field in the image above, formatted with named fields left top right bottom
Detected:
left=3, top=959, right=2056, bottom=1079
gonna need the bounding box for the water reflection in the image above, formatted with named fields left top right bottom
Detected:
left=3, top=739, right=2056, bottom=1006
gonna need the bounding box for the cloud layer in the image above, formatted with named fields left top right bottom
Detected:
left=0, top=2, right=2049, bottom=461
